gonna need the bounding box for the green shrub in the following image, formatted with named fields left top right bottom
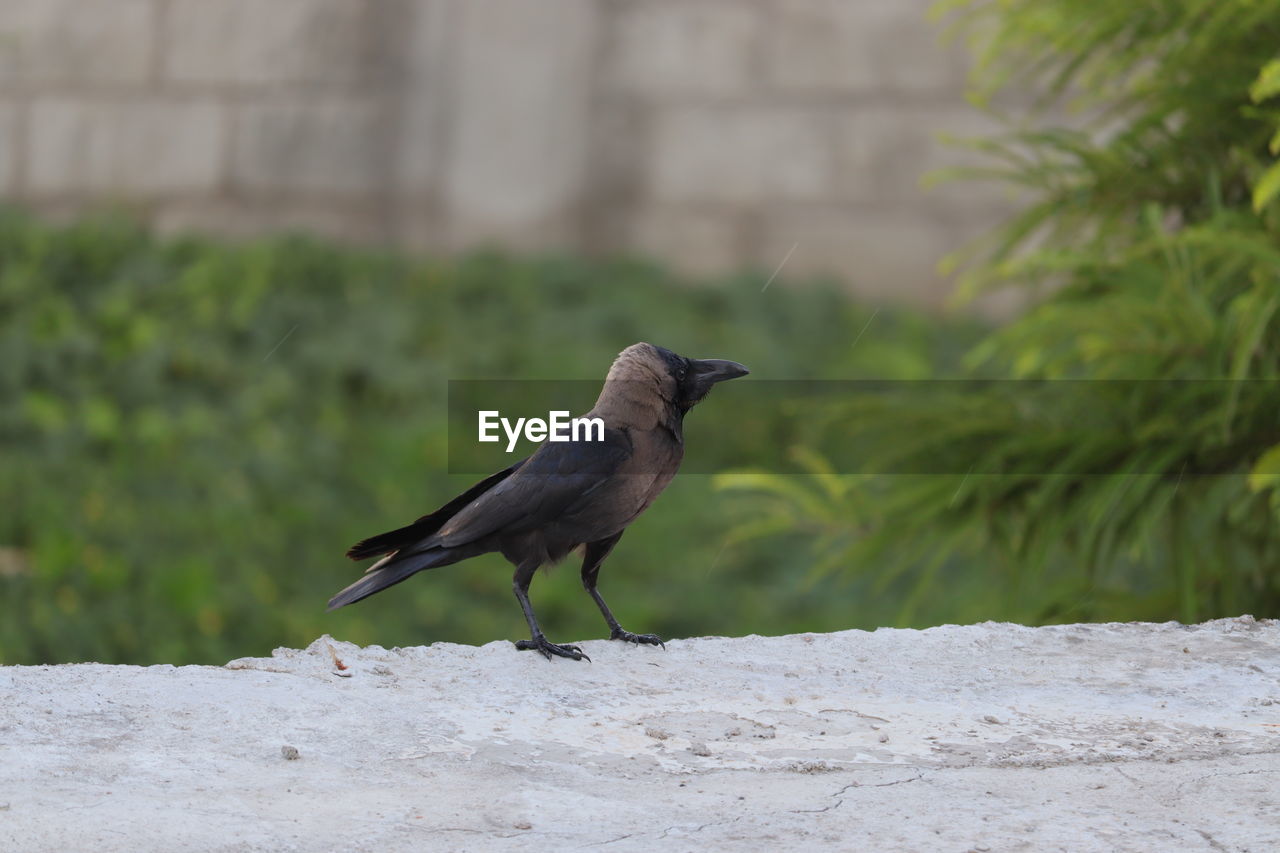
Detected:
left=717, top=0, right=1280, bottom=625
left=0, top=210, right=978, bottom=664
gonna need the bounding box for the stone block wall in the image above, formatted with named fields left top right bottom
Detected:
left=0, top=0, right=1016, bottom=304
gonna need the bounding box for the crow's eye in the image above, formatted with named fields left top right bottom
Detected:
left=675, top=366, right=688, bottom=382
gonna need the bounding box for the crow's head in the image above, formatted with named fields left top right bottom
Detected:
left=603, top=343, right=749, bottom=416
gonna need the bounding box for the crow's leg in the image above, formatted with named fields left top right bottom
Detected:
left=511, top=558, right=588, bottom=661
left=581, top=534, right=664, bottom=648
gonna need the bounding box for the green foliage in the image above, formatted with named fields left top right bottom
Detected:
left=718, top=0, right=1280, bottom=625
left=0, top=209, right=978, bottom=664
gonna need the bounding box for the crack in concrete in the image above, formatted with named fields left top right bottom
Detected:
left=658, top=815, right=746, bottom=839
left=791, top=772, right=926, bottom=814
left=1112, top=766, right=1163, bottom=808
left=790, top=782, right=860, bottom=814
left=417, top=827, right=527, bottom=839
left=1176, top=767, right=1280, bottom=794
left=1196, top=828, right=1230, bottom=852
left=584, top=833, right=632, bottom=847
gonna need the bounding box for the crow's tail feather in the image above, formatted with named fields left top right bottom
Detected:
left=345, top=523, right=428, bottom=561
left=327, top=547, right=469, bottom=611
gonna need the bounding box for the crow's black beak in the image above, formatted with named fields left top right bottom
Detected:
left=692, top=359, right=750, bottom=385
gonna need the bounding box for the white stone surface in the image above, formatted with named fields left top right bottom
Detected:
left=2, top=618, right=1278, bottom=851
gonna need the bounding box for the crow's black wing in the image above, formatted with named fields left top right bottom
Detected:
left=345, top=460, right=527, bottom=560
left=432, top=427, right=632, bottom=548
left=332, top=429, right=631, bottom=613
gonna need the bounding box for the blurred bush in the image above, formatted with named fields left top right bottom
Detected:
left=718, top=0, right=1280, bottom=625
left=0, top=210, right=980, bottom=664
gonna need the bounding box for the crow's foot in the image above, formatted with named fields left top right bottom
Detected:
left=515, top=636, right=590, bottom=662
left=610, top=627, right=665, bottom=648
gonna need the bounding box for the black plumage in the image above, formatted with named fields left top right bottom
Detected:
left=327, top=343, right=748, bottom=660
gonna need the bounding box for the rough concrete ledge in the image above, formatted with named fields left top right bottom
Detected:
left=2, top=618, right=1278, bottom=851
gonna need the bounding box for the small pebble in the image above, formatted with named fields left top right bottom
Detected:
left=513, top=821, right=532, bottom=830
left=281, top=745, right=300, bottom=760
left=689, top=742, right=711, bottom=757
left=983, top=715, right=1003, bottom=725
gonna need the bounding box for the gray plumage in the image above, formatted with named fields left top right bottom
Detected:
left=327, top=343, right=748, bottom=660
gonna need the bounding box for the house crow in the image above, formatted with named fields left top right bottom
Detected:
left=327, top=343, right=749, bottom=661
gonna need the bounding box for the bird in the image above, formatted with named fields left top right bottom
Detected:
left=327, top=343, right=749, bottom=661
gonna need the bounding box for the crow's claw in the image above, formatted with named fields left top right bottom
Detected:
left=610, top=628, right=665, bottom=649
left=515, top=636, right=590, bottom=662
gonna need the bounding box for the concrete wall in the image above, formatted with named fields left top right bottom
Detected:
left=0, top=0, right=1013, bottom=304
left=4, top=620, right=1277, bottom=850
